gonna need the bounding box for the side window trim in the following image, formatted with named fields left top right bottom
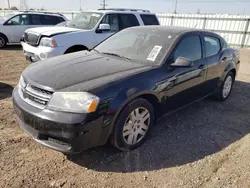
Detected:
left=203, top=35, right=222, bottom=58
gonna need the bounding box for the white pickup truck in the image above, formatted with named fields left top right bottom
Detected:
left=21, top=8, right=160, bottom=62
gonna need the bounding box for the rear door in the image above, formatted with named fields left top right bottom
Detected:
left=202, top=33, right=225, bottom=93
left=161, top=33, right=208, bottom=112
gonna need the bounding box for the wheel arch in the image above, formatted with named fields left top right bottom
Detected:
left=105, top=91, right=161, bottom=138
left=0, top=32, right=9, bottom=43
left=64, top=45, right=88, bottom=54
left=221, top=62, right=237, bottom=82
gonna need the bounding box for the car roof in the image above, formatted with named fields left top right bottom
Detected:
left=83, top=9, right=156, bottom=15
left=17, top=11, right=64, bottom=17
left=126, top=26, right=211, bottom=35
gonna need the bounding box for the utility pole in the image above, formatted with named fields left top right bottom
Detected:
left=174, top=0, right=178, bottom=14
left=100, top=0, right=107, bottom=9
left=80, top=0, right=82, bottom=11
left=7, top=0, right=10, bottom=9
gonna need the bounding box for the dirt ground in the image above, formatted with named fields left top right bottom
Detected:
left=0, top=46, right=250, bottom=188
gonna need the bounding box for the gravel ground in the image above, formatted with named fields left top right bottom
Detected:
left=0, top=46, right=250, bottom=188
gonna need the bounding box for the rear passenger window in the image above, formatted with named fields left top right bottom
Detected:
left=140, top=15, right=159, bottom=25
left=173, top=35, right=202, bottom=61
left=30, top=15, right=43, bottom=25
left=119, top=14, right=139, bottom=30
left=204, top=36, right=221, bottom=57
left=43, top=16, right=65, bottom=25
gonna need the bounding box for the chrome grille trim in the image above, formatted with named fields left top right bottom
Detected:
left=26, top=85, right=52, bottom=100
left=18, top=81, right=53, bottom=109
left=24, top=32, right=41, bottom=46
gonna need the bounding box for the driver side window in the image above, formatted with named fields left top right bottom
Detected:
left=100, top=14, right=119, bottom=32
left=173, top=35, right=202, bottom=62
left=7, top=14, right=30, bottom=25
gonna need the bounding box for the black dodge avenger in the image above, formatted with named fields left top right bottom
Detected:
left=13, top=26, right=240, bottom=153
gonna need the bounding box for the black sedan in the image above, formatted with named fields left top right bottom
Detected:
left=12, top=26, right=240, bottom=153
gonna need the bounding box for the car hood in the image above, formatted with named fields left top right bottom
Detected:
left=23, top=51, right=152, bottom=91
left=25, top=26, right=82, bottom=37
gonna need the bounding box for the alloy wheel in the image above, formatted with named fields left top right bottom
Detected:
left=122, top=107, right=150, bottom=145
left=223, top=76, right=233, bottom=98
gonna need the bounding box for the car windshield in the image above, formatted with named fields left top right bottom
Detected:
left=0, top=14, right=15, bottom=24
left=66, top=12, right=103, bottom=30
left=95, top=28, right=177, bottom=65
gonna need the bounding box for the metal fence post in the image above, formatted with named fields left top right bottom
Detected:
left=170, top=16, right=174, bottom=26
left=241, top=19, right=250, bottom=48
left=202, top=18, right=207, bottom=29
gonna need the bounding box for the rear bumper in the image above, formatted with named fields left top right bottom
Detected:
left=21, top=42, right=65, bottom=62
left=12, top=86, right=107, bottom=153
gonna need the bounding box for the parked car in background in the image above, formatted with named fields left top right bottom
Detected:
left=0, top=11, right=67, bottom=48
left=21, top=8, right=160, bottom=62
left=13, top=26, right=240, bottom=153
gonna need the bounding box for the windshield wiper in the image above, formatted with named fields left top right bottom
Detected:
left=92, top=49, right=100, bottom=53
left=102, top=52, right=131, bottom=61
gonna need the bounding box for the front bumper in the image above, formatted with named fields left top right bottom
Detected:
left=21, top=42, right=64, bottom=62
left=12, top=87, right=107, bottom=153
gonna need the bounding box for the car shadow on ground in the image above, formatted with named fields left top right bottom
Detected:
left=0, top=83, right=14, bottom=100
left=67, top=80, right=250, bottom=173
left=1, top=44, right=22, bottom=51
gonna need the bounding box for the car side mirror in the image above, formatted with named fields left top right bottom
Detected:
left=98, top=24, right=111, bottom=32
left=170, top=57, right=193, bottom=68
left=7, top=20, right=14, bottom=25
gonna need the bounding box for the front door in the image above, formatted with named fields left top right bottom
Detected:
left=159, top=33, right=208, bottom=112
left=94, top=14, right=119, bottom=48
left=4, top=14, right=31, bottom=43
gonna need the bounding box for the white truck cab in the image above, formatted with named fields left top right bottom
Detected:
left=21, top=8, right=160, bottom=62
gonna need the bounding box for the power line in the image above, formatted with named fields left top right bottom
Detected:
left=100, top=0, right=107, bottom=9
left=20, top=0, right=29, bottom=10
left=7, top=0, right=10, bottom=9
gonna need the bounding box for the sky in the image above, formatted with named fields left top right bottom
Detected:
left=1, top=0, right=250, bottom=15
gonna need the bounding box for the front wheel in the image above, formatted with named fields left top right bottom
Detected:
left=216, top=72, right=234, bottom=101
left=111, top=98, right=155, bottom=151
left=0, top=34, right=7, bottom=48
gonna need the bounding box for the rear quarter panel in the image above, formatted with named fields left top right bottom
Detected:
left=220, top=47, right=240, bottom=82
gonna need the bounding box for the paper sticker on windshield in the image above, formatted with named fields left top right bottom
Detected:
left=147, top=45, right=162, bottom=61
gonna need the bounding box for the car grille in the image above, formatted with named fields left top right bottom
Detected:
left=18, top=81, right=53, bottom=109
left=24, top=32, right=40, bottom=46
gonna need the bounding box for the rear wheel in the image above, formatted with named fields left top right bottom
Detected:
left=215, top=72, right=234, bottom=101
left=111, top=98, right=155, bottom=151
left=0, top=34, right=7, bottom=48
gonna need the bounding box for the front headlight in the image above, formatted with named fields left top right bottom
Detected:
left=39, top=37, right=57, bottom=47
left=47, top=92, right=100, bottom=113
left=19, top=75, right=26, bottom=89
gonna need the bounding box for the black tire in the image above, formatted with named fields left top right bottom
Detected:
left=111, top=98, right=155, bottom=151
left=0, top=34, right=7, bottom=48
left=215, top=71, right=235, bottom=101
